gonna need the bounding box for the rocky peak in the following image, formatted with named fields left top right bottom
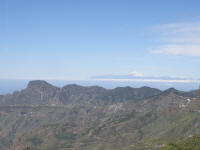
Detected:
left=162, top=88, right=185, bottom=97
left=62, top=84, right=84, bottom=89
left=27, top=80, right=57, bottom=91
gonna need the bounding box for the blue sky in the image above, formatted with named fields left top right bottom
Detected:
left=1, top=0, right=200, bottom=80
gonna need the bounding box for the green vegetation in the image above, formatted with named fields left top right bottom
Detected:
left=160, top=136, right=200, bottom=150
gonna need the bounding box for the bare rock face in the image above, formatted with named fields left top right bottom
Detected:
left=0, top=80, right=60, bottom=105
left=27, top=80, right=56, bottom=91
left=26, top=80, right=59, bottom=102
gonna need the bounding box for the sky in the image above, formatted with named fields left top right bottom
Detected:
left=1, top=0, right=200, bottom=80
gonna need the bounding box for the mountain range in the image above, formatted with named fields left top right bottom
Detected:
left=0, top=80, right=162, bottom=106
left=0, top=80, right=199, bottom=150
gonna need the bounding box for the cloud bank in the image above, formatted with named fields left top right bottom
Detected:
left=90, top=73, right=200, bottom=83
left=90, top=78, right=199, bottom=83
left=152, top=21, right=200, bottom=57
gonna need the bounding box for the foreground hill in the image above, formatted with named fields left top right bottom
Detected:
left=0, top=80, right=199, bottom=150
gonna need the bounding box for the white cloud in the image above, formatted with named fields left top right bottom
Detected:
left=152, top=21, right=200, bottom=57
left=152, top=44, right=200, bottom=56
left=90, top=78, right=199, bottom=83
left=130, top=71, right=144, bottom=77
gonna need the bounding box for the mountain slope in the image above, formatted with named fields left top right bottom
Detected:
left=160, top=136, right=200, bottom=150
left=0, top=80, right=199, bottom=150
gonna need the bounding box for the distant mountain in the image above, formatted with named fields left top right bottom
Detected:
left=0, top=80, right=162, bottom=106
left=0, top=80, right=60, bottom=105
left=0, top=79, right=199, bottom=95
left=160, top=87, right=196, bottom=98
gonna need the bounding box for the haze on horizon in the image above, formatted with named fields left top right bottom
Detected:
left=1, top=0, right=200, bottom=83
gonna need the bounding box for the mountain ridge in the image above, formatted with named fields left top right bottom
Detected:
left=0, top=80, right=163, bottom=106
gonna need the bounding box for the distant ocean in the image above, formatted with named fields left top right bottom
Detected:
left=0, top=79, right=199, bottom=95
